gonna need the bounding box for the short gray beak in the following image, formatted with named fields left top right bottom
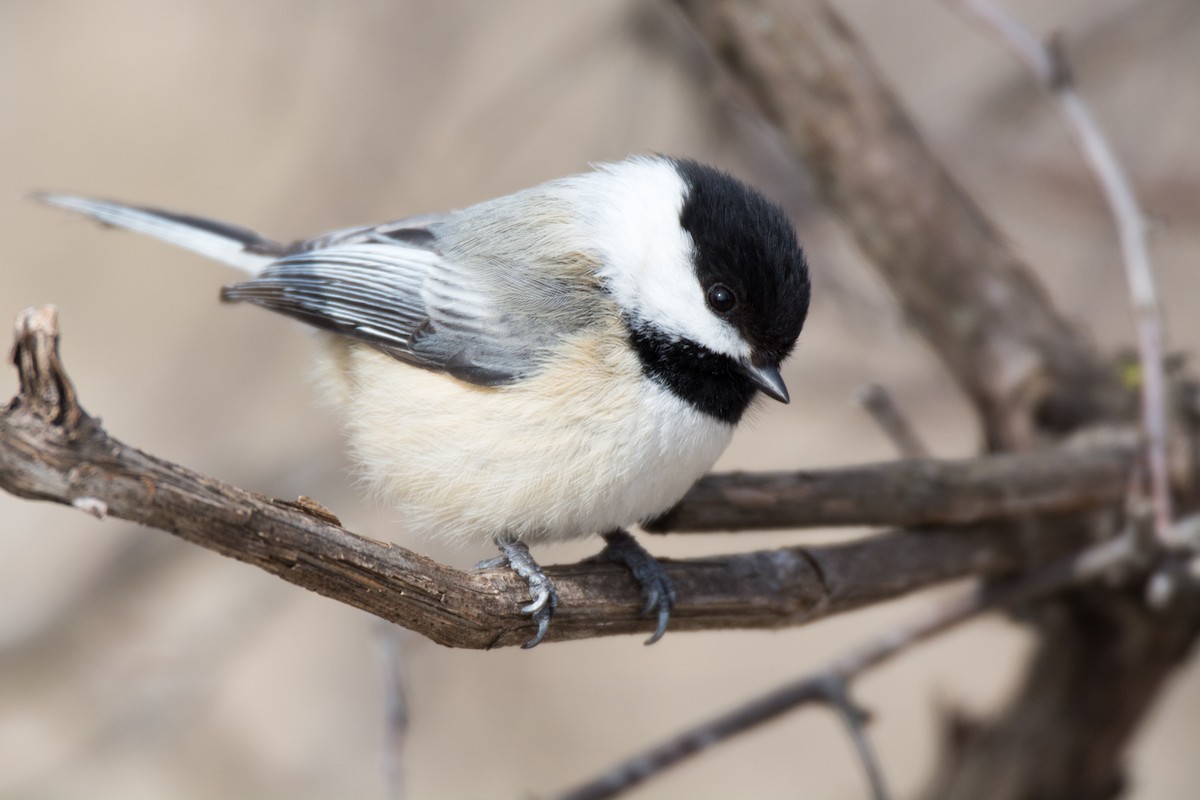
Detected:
left=743, top=362, right=790, bottom=404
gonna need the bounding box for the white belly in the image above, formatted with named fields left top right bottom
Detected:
left=318, top=328, right=735, bottom=547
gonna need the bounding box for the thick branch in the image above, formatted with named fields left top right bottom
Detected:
left=2, top=307, right=1085, bottom=649
left=671, top=0, right=1126, bottom=449
left=649, top=437, right=1135, bottom=533
left=925, top=581, right=1200, bottom=800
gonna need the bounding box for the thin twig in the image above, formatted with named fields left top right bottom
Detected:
left=855, top=382, right=931, bottom=459
left=823, top=676, right=891, bottom=800
left=945, top=0, right=1173, bottom=546
left=551, top=533, right=1137, bottom=800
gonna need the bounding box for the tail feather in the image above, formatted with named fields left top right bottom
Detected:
left=34, top=193, right=285, bottom=274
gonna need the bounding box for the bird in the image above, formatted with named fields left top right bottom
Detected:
left=37, top=155, right=811, bottom=647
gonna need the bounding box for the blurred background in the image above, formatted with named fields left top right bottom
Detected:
left=2, top=1, right=1198, bottom=797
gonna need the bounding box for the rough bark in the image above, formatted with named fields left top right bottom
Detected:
left=649, top=439, right=1136, bottom=533
left=3, top=306, right=1100, bottom=650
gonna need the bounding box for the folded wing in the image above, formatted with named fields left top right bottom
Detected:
left=40, top=194, right=583, bottom=386
left=223, top=236, right=546, bottom=386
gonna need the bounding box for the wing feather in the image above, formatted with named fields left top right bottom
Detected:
left=222, top=240, right=539, bottom=385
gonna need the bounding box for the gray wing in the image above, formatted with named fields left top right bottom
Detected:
left=221, top=220, right=557, bottom=386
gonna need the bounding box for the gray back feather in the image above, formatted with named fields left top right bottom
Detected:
left=223, top=187, right=608, bottom=386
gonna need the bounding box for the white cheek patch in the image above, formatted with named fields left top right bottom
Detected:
left=573, top=158, right=751, bottom=360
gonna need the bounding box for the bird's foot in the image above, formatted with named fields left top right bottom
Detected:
left=593, top=529, right=676, bottom=645
left=476, top=538, right=558, bottom=649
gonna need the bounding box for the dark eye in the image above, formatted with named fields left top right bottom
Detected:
left=706, top=283, right=736, bottom=314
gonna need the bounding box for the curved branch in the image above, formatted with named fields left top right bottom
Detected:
left=1, top=306, right=1102, bottom=649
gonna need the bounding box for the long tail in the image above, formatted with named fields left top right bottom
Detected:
left=35, top=193, right=287, bottom=275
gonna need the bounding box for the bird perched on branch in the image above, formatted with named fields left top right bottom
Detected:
left=38, top=155, right=811, bottom=647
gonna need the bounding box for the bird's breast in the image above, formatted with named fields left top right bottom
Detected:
left=318, top=326, right=735, bottom=546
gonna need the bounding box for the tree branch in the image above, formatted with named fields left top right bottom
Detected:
left=945, top=0, right=1174, bottom=547
left=552, top=532, right=1143, bottom=800
left=3, top=306, right=1101, bottom=649
left=649, top=433, right=1135, bottom=533
left=855, top=382, right=931, bottom=459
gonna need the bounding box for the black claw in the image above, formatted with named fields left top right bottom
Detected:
left=640, top=591, right=660, bottom=620
left=523, top=614, right=551, bottom=650
left=521, top=590, right=549, bottom=615
left=480, top=538, right=559, bottom=649
left=648, top=605, right=670, bottom=646
left=596, top=529, right=676, bottom=645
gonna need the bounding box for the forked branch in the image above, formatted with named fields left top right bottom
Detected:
left=553, top=533, right=1142, bottom=800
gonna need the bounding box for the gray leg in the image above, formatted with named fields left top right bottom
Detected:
left=595, top=529, right=677, bottom=645
left=477, top=537, right=559, bottom=649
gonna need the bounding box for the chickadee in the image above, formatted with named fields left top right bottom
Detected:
left=38, top=156, right=811, bottom=647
